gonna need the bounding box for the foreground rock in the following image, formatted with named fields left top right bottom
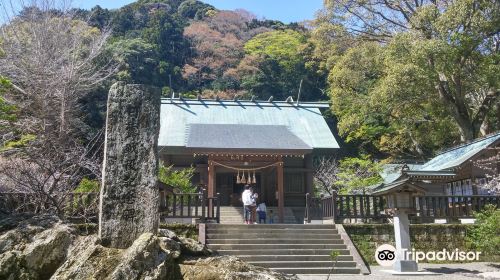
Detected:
left=53, top=233, right=174, bottom=280
left=180, top=256, right=299, bottom=280
left=0, top=216, right=74, bottom=280
left=0, top=216, right=297, bottom=280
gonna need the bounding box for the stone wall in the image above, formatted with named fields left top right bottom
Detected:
left=344, top=224, right=497, bottom=264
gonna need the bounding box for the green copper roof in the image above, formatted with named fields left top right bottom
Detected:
left=159, top=98, right=339, bottom=151
left=419, top=132, right=500, bottom=171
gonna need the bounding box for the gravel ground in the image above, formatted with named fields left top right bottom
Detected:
left=297, top=262, right=500, bottom=280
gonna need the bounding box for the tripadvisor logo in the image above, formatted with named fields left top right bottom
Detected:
left=375, top=244, right=397, bottom=266
left=375, top=244, right=481, bottom=266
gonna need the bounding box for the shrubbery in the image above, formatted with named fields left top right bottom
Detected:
left=467, top=204, right=500, bottom=257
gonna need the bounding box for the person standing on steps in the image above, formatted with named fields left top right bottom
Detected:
left=242, top=185, right=253, bottom=224
left=257, top=202, right=267, bottom=224
left=268, top=209, right=274, bottom=224
left=250, top=187, right=259, bottom=224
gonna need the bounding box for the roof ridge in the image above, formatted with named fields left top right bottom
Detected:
left=435, top=131, right=500, bottom=156
left=160, top=98, right=330, bottom=108
left=161, top=97, right=330, bottom=103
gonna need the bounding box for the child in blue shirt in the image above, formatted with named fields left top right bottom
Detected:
left=256, top=202, right=267, bottom=224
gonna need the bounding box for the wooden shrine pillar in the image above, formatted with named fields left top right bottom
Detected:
left=305, top=154, right=313, bottom=195
left=207, top=160, right=215, bottom=218
left=277, top=160, right=284, bottom=223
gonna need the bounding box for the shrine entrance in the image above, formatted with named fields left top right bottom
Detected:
left=206, top=154, right=285, bottom=222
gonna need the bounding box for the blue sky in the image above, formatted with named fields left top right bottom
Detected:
left=73, top=0, right=324, bottom=23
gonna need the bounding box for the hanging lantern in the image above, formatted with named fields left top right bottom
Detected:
left=236, top=170, right=241, bottom=184
left=252, top=171, right=257, bottom=184
left=241, top=172, right=246, bottom=184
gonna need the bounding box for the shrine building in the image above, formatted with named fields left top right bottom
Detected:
left=158, top=97, right=339, bottom=222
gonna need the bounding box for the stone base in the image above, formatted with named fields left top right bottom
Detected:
left=393, top=260, right=418, bottom=272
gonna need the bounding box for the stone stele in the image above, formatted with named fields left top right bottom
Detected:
left=99, top=82, right=161, bottom=249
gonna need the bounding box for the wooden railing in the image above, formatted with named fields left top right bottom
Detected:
left=159, top=189, right=221, bottom=223
left=0, top=192, right=99, bottom=218
left=305, top=193, right=388, bottom=223
left=1, top=189, right=221, bottom=223
left=413, top=195, right=500, bottom=219
left=305, top=193, right=500, bottom=223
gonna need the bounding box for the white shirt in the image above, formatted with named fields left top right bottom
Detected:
left=257, top=203, right=266, bottom=212
left=242, top=189, right=253, bottom=206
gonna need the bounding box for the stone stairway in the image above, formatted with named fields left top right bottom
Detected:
left=219, top=206, right=298, bottom=224
left=205, top=224, right=362, bottom=275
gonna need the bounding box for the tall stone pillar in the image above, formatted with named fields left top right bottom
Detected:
left=99, top=82, right=161, bottom=249
left=393, top=210, right=418, bottom=272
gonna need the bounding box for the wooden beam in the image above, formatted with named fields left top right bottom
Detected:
left=304, top=155, right=313, bottom=196
left=208, top=159, right=215, bottom=217
left=277, top=161, right=284, bottom=223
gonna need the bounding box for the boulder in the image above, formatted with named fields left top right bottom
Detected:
left=180, top=256, right=299, bottom=280
left=0, top=220, right=74, bottom=280
left=158, top=228, right=179, bottom=240
left=53, top=233, right=176, bottom=280
left=50, top=235, right=123, bottom=279
left=111, top=233, right=172, bottom=280
left=178, top=236, right=211, bottom=256
left=160, top=237, right=182, bottom=259
left=23, top=224, right=73, bottom=278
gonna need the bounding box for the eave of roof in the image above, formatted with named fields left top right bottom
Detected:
left=404, top=170, right=456, bottom=179
left=162, top=98, right=331, bottom=108
left=371, top=178, right=427, bottom=195
left=418, top=132, right=500, bottom=171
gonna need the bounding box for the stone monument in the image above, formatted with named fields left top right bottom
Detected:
left=374, top=181, right=423, bottom=272
left=98, top=82, right=161, bottom=248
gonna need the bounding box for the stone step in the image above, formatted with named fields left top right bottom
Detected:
left=207, top=238, right=344, bottom=245
left=235, top=255, right=354, bottom=262
left=207, top=228, right=338, bottom=234
left=273, top=267, right=361, bottom=275
left=207, top=233, right=342, bottom=239
left=207, top=224, right=335, bottom=229
left=219, top=218, right=298, bottom=222
left=216, top=249, right=351, bottom=256
left=208, top=244, right=347, bottom=250
left=204, top=223, right=361, bottom=275
left=219, top=221, right=299, bottom=225
left=248, top=260, right=358, bottom=268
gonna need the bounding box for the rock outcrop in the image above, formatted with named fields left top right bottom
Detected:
left=0, top=216, right=74, bottom=280
left=180, top=256, right=299, bottom=280
left=0, top=216, right=298, bottom=280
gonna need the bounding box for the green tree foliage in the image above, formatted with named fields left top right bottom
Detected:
left=336, top=156, right=382, bottom=193
left=239, top=30, right=327, bottom=100
left=314, top=156, right=382, bottom=195
left=177, top=0, right=214, bottom=20
left=158, top=164, right=196, bottom=193
left=75, top=178, right=100, bottom=193
left=329, top=42, right=459, bottom=157
left=467, top=205, right=500, bottom=256
left=108, top=38, right=157, bottom=83
left=0, top=76, right=16, bottom=124
left=321, top=0, right=500, bottom=157
left=0, top=45, right=16, bottom=126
